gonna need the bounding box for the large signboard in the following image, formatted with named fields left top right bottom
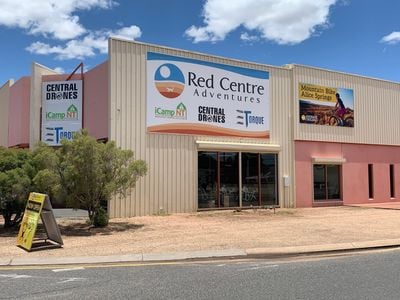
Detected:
left=41, top=80, right=82, bottom=146
left=299, top=83, right=354, bottom=127
left=147, top=52, right=270, bottom=138
left=17, top=193, right=46, bottom=251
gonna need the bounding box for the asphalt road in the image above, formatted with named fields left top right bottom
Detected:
left=2, top=249, right=400, bottom=299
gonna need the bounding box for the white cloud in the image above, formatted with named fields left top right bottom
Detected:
left=381, top=32, right=400, bottom=45
left=27, top=41, right=95, bottom=60
left=185, top=0, right=337, bottom=45
left=0, top=0, right=115, bottom=40
left=111, top=26, right=142, bottom=41
left=53, top=67, right=65, bottom=74
left=26, top=25, right=142, bottom=60
left=240, top=32, right=259, bottom=42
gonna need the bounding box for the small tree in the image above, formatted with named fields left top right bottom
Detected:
left=49, top=130, right=147, bottom=225
left=30, top=142, right=60, bottom=199
left=0, top=145, right=58, bottom=228
left=0, top=148, right=34, bottom=228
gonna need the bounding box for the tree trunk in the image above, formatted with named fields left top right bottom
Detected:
left=88, top=208, right=94, bottom=224
left=2, top=211, right=22, bottom=228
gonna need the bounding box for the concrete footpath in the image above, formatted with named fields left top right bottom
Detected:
left=2, top=205, right=400, bottom=266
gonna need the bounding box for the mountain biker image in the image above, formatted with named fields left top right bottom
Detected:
left=334, top=92, right=346, bottom=125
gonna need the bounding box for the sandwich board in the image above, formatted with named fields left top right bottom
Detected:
left=17, top=192, right=63, bottom=251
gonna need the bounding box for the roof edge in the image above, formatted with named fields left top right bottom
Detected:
left=287, top=63, right=400, bottom=86
left=108, top=38, right=289, bottom=72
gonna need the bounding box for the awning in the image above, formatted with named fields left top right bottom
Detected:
left=312, top=157, right=346, bottom=164
left=195, top=140, right=281, bottom=152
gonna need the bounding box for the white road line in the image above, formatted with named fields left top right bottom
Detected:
left=0, top=274, right=32, bottom=279
left=30, top=291, right=73, bottom=300
left=240, top=265, right=279, bottom=271
left=57, top=277, right=86, bottom=284
left=52, top=267, right=85, bottom=273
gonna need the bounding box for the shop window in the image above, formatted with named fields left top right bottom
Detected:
left=219, top=152, right=239, bottom=208
left=390, top=164, right=395, bottom=198
left=313, top=164, right=341, bottom=201
left=260, top=154, right=278, bottom=206
left=198, top=152, right=278, bottom=209
left=198, top=152, right=218, bottom=208
left=198, top=151, right=239, bottom=209
left=368, top=164, right=374, bottom=199
left=242, top=153, right=260, bottom=207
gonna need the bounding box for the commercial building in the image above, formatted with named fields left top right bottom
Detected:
left=1, top=39, right=399, bottom=217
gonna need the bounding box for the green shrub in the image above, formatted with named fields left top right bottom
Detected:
left=93, top=207, right=109, bottom=227
left=0, top=148, right=35, bottom=228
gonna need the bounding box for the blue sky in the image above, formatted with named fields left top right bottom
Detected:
left=1, top=0, right=399, bottom=85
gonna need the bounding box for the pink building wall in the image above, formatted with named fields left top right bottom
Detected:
left=295, top=141, right=400, bottom=207
left=8, top=77, right=30, bottom=148
left=83, top=61, right=108, bottom=140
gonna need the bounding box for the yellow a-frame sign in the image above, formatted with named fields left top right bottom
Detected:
left=17, top=192, right=63, bottom=251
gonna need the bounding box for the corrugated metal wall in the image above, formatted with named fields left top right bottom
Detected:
left=0, top=80, right=13, bottom=147
left=293, top=65, right=400, bottom=145
left=108, top=39, right=294, bottom=217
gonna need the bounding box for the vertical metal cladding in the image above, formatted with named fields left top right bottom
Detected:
left=293, top=65, right=400, bottom=145
left=108, top=39, right=294, bottom=217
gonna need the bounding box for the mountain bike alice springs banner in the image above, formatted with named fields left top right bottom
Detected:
left=299, top=83, right=354, bottom=127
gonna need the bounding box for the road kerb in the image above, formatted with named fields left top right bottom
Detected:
left=143, top=249, right=247, bottom=261
left=351, top=239, right=400, bottom=249
left=246, top=240, right=400, bottom=258
left=8, top=254, right=143, bottom=266
left=3, top=240, right=400, bottom=266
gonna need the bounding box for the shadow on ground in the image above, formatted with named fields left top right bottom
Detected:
left=0, top=222, right=145, bottom=238
left=0, top=226, right=19, bottom=238
left=58, top=222, right=145, bottom=236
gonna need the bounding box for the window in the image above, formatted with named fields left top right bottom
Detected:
left=242, top=153, right=259, bottom=206
left=260, top=154, right=278, bottom=206
left=368, top=164, right=374, bottom=199
left=198, top=152, right=278, bottom=209
left=313, top=164, right=341, bottom=201
left=390, top=164, right=395, bottom=198
left=198, top=152, right=218, bottom=208
left=241, top=153, right=278, bottom=206
left=219, top=152, right=239, bottom=208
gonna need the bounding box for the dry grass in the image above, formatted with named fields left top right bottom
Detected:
left=1, top=207, right=400, bottom=258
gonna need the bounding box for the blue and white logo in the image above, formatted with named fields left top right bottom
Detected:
left=44, top=126, right=77, bottom=145
left=236, top=110, right=264, bottom=127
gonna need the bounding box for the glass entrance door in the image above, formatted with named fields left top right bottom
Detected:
left=313, top=164, right=341, bottom=201
left=242, top=153, right=278, bottom=206
left=219, top=152, right=239, bottom=207
left=260, top=154, right=278, bottom=206
left=198, top=152, right=218, bottom=208
left=242, top=153, right=260, bottom=206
